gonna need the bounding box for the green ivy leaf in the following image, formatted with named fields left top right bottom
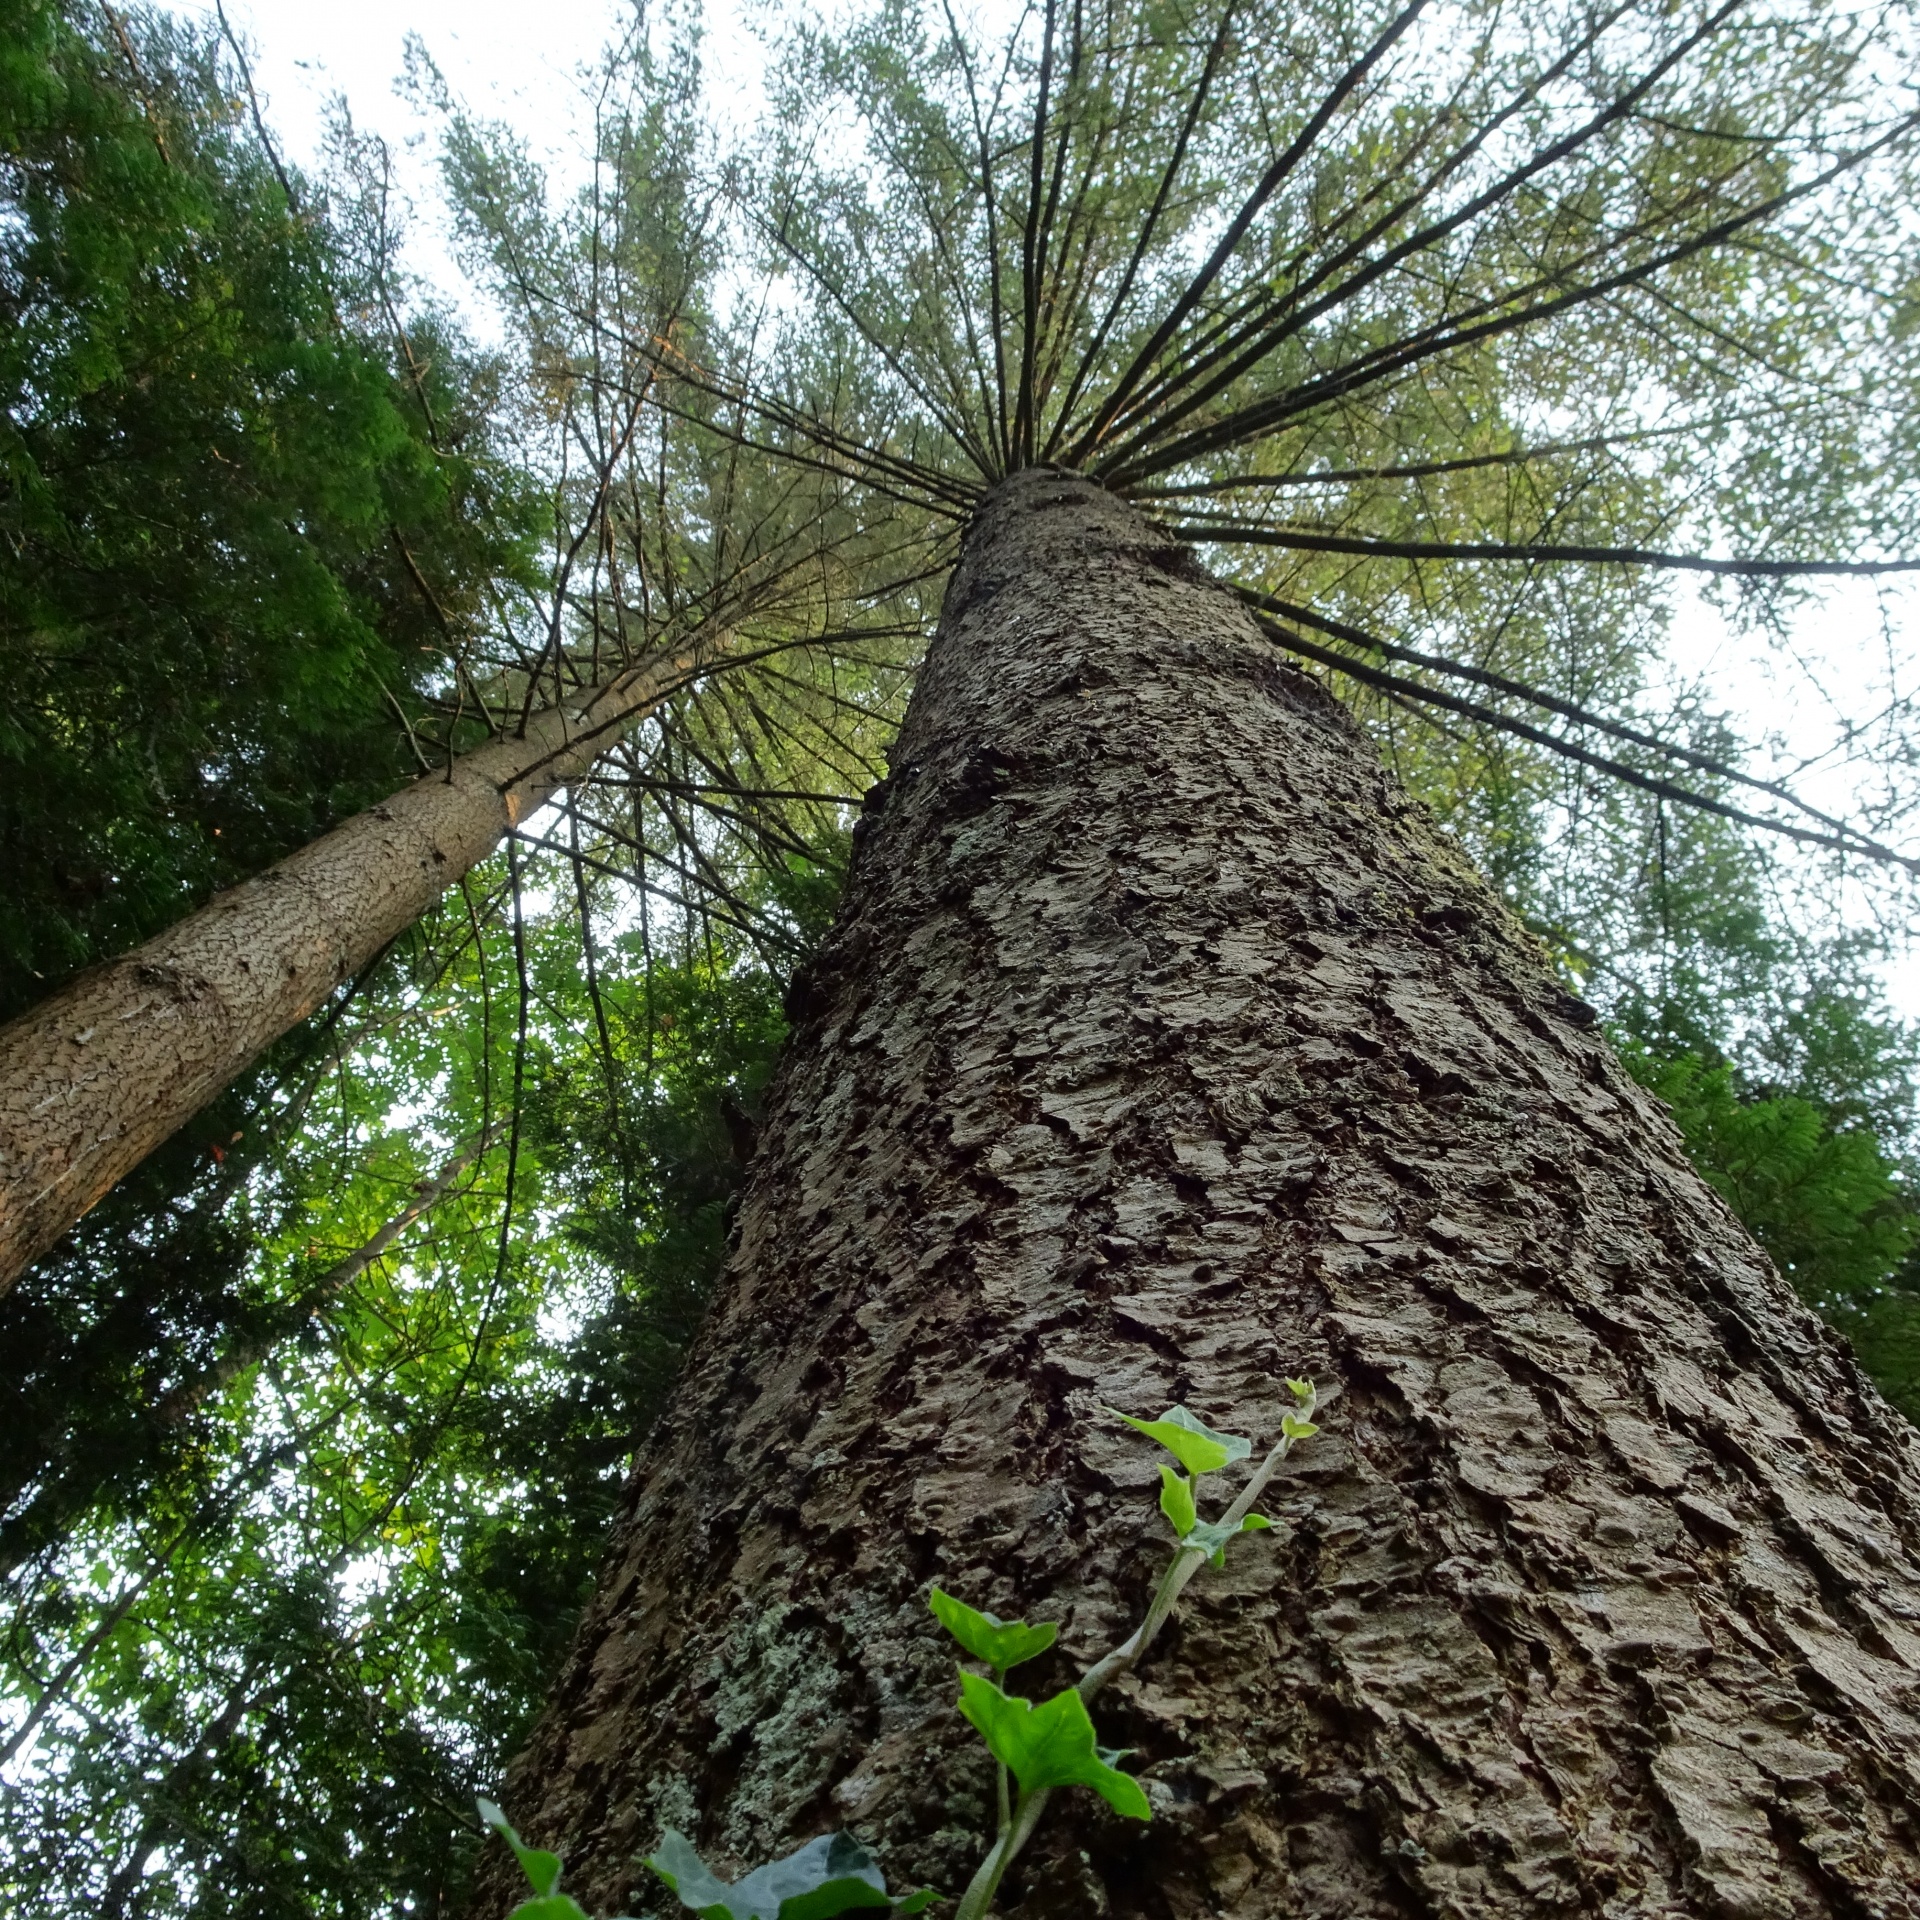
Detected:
left=645, top=1832, right=737, bottom=1916
left=929, top=1587, right=1058, bottom=1673
left=507, top=1899, right=590, bottom=1920
left=1285, top=1378, right=1316, bottom=1406
left=1186, top=1513, right=1274, bottom=1568
left=956, top=1673, right=1151, bottom=1821
left=479, top=1797, right=564, bottom=1899
left=645, top=1829, right=934, bottom=1920
left=1157, top=1464, right=1197, bottom=1537
left=1111, top=1404, right=1252, bottom=1476
left=1281, top=1413, right=1319, bottom=1442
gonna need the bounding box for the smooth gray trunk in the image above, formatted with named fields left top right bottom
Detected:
left=484, top=472, right=1920, bottom=1919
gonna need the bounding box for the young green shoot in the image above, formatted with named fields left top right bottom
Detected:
left=939, top=1383, right=1320, bottom=1920
left=481, top=1382, right=1322, bottom=1920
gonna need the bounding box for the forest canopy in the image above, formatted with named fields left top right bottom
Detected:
left=5, top=0, right=1920, bottom=1912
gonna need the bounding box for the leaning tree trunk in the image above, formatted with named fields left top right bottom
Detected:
left=485, top=471, right=1920, bottom=1919
left=0, top=641, right=712, bottom=1294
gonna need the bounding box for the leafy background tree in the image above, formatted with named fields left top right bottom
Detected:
left=2, top=13, right=904, bottom=1911
left=0, top=0, right=535, bottom=1014
left=5, top=0, right=1920, bottom=1911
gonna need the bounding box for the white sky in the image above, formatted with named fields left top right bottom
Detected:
left=162, top=0, right=1920, bottom=1022
left=181, top=0, right=633, bottom=169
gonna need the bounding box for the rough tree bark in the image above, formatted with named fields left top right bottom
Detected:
left=485, top=471, right=1920, bottom=1919
left=0, top=645, right=708, bottom=1294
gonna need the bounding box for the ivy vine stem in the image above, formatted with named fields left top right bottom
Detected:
left=953, top=1788, right=1050, bottom=1920
left=1080, top=1419, right=1302, bottom=1704
left=955, top=1403, right=1314, bottom=1915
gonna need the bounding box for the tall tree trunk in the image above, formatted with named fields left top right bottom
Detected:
left=486, top=472, right=1920, bottom=1919
left=0, top=646, right=706, bottom=1294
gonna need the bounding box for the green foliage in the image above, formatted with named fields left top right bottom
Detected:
left=936, top=1397, right=1315, bottom=1915
left=953, top=1676, right=1150, bottom=1823
left=1190, top=1520, right=1267, bottom=1566
left=0, top=13, right=538, bottom=1771
left=0, top=0, right=532, bottom=1020
left=1108, top=1404, right=1251, bottom=1476
left=1619, top=1038, right=1920, bottom=1419
left=926, top=1589, right=1057, bottom=1675
left=0, top=16, right=869, bottom=1864
left=481, top=1798, right=568, bottom=1902
left=1573, top=814, right=1920, bottom=1418
left=1629, top=1047, right=1918, bottom=1306
left=1186, top=1513, right=1273, bottom=1569
left=0, top=855, right=802, bottom=1920
left=1156, top=1463, right=1197, bottom=1537
left=478, top=1801, right=936, bottom=1920
left=1110, top=1403, right=1287, bottom=1565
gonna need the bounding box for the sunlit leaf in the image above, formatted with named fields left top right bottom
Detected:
left=1158, top=1464, right=1197, bottom=1536
left=956, top=1673, right=1151, bottom=1821
left=929, top=1587, right=1058, bottom=1672
left=1111, top=1404, right=1252, bottom=1476
left=508, top=1898, right=591, bottom=1920
left=479, top=1797, right=564, bottom=1898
